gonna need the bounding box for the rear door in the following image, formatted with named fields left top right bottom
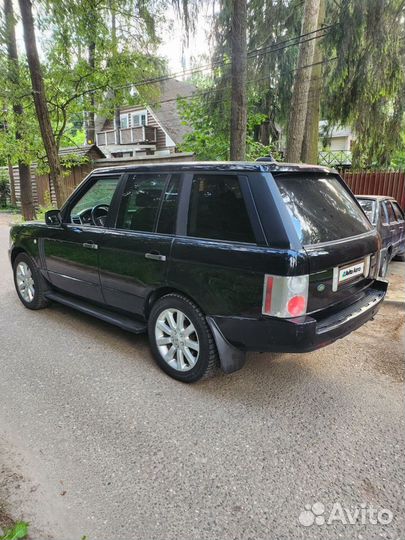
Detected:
left=384, top=201, right=400, bottom=255
left=272, top=172, right=379, bottom=313
left=167, top=172, right=282, bottom=319
left=98, top=172, right=180, bottom=315
left=391, top=201, right=405, bottom=252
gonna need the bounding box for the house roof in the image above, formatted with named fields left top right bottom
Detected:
left=58, top=144, right=106, bottom=159
left=319, top=120, right=352, bottom=138
left=149, top=79, right=196, bottom=145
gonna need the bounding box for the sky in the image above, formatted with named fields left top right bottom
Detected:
left=156, top=4, right=215, bottom=75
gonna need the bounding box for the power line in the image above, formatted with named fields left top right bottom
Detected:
left=107, top=23, right=337, bottom=95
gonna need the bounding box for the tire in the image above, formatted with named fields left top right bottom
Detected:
left=148, top=293, right=219, bottom=382
left=393, top=253, right=405, bottom=262
left=13, top=252, right=50, bottom=310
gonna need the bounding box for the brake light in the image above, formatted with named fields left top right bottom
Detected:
left=262, top=274, right=309, bottom=318
left=287, top=295, right=306, bottom=316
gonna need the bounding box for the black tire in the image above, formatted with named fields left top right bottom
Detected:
left=393, top=253, right=405, bottom=262
left=13, top=252, right=50, bottom=310
left=148, top=293, right=219, bottom=382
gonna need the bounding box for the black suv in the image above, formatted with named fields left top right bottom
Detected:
left=9, top=162, right=387, bottom=382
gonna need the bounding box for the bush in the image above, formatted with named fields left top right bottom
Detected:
left=0, top=176, right=11, bottom=208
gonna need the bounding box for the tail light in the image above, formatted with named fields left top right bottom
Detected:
left=262, top=274, right=309, bottom=318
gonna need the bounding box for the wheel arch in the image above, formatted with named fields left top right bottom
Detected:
left=10, top=246, right=28, bottom=266
left=145, top=286, right=206, bottom=319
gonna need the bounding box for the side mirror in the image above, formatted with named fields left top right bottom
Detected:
left=45, top=209, right=62, bottom=226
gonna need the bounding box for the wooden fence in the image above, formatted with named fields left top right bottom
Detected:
left=342, top=171, right=405, bottom=209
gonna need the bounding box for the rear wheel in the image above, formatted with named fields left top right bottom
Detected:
left=13, top=252, right=50, bottom=310
left=148, top=294, right=219, bottom=382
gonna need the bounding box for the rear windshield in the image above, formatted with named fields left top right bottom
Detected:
left=357, top=198, right=376, bottom=224
left=274, top=174, right=372, bottom=245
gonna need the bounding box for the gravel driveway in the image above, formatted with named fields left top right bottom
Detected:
left=0, top=215, right=404, bottom=540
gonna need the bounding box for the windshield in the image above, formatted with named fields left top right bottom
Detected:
left=274, top=174, right=372, bottom=245
left=357, top=198, right=376, bottom=225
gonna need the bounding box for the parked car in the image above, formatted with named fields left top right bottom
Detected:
left=9, top=162, right=387, bottom=382
left=356, top=195, right=405, bottom=277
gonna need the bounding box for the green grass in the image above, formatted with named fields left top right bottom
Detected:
left=0, top=522, right=28, bottom=540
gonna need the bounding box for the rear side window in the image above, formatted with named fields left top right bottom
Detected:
left=384, top=202, right=397, bottom=223
left=274, top=174, right=371, bottom=245
left=187, top=174, right=255, bottom=243
left=392, top=202, right=404, bottom=222
left=116, top=173, right=166, bottom=231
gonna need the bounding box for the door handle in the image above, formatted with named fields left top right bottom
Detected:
left=145, top=252, right=166, bottom=261
left=83, top=242, right=98, bottom=250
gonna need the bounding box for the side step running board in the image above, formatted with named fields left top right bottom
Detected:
left=45, top=291, right=147, bottom=334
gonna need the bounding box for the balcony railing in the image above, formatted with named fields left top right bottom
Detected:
left=96, top=125, right=157, bottom=146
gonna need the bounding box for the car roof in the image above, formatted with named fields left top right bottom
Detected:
left=356, top=195, right=396, bottom=202
left=94, top=161, right=334, bottom=175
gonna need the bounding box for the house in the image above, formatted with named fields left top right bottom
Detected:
left=95, top=79, right=196, bottom=159
left=319, top=121, right=355, bottom=152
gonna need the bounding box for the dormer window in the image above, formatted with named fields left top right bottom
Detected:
left=131, top=110, right=148, bottom=127
left=117, top=110, right=148, bottom=129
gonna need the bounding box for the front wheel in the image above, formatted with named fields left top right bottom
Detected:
left=13, top=252, right=50, bottom=310
left=148, top=294, right=219, bottom=382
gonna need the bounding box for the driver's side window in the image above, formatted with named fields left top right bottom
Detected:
left=69, top=175, right=120, bottom=226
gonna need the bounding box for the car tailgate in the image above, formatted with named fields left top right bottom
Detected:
left=304, top=230, right=380, bottom=314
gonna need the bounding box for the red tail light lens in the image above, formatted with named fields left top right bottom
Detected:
left=287, top=295, right=306, bottom=317
left=263, top=276, right=274, bottom=314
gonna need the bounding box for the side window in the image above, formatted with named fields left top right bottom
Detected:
left=116, top=173, right=166, bottom=232
left=385, top=202, right=397, bottom=223
left=392, top=202, right=404, bottom=222
left=380, top=202, right=389, bottom=224
left=156, top=174, right=180, bottom=234
left=187, top=174, right=256, bottom=243
left=70, top=176, right=120, bottom=226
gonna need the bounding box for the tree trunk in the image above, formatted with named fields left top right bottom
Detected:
left=301, top=0, right=325, bottom=164
left=111, top=4, right=120, bottom=145
left=7, top=160, right=17, bottom=207
left=18, top=0, right=64, bottom=208
left=4, top=0, right=35, bottom=219
left=285, top=0, right=321, bottom=162
left=86, top=41, right=96, bottom=144
left=230, top=0, right=247, bottom=161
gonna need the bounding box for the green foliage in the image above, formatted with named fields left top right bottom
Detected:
left=322, top=0, right=405, bottom=168
left=178, top=89, right=280, bottom=161
left=0, top=522, right=29, bottom=540
left=0, top=170, right=10, bottom=207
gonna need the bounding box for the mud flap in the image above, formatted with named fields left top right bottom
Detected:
left=206, top=317, right=246, bottom=374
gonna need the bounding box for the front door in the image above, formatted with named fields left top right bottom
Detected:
left=99, top=172, right=181, bottom=315
left=44, top=174, right=121, bottom=302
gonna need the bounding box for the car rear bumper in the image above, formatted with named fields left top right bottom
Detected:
left=209, top=279, right=388, bottom=353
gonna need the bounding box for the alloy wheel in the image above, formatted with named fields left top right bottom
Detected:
left=16, top=261, right=35, bottom=303
left=155, top=308, right=200, bottom=371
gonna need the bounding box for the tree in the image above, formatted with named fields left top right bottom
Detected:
left=323, top=0, right=405, bottom=168
left=229, top=0, right=247, bottom=160
left=18, top=0, right=64, bottom=207
left=301, top=0, right=325, bottom=163
left=285, top=0, right=321, bottom=162
left=4, top=0, right=35, bottom=219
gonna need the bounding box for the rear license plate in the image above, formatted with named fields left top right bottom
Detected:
left=338, top=261, right=365, bottom=284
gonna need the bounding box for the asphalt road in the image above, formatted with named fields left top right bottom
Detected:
left=0, top=214, right=404, bottom=540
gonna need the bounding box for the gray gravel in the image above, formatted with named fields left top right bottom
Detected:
left=0, top=216, right=404, bottom=540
